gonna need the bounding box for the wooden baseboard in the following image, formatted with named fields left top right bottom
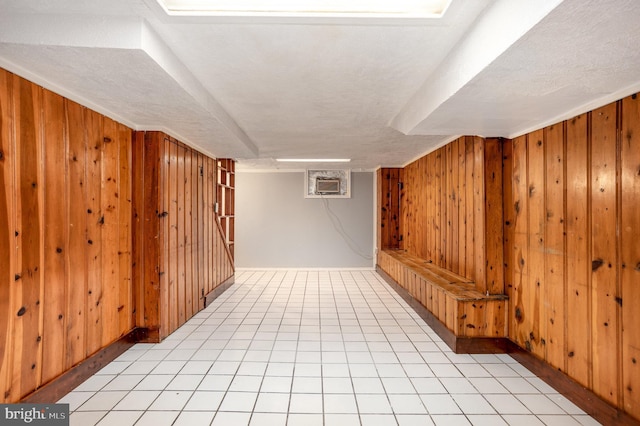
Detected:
left=377, top=265, right=640, bottom=426
left=205, top=275, right=235, bottom=307
left=20, top=277, right=238, bottom=404
left=508, top=348, right=639, bottom=425
left=20, top=328, right=146, bottom=404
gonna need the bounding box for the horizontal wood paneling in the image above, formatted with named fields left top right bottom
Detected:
left=132, top=132, right=234, bottom=341
left=0, top=69, right=133, bottom=402
left=503, top=93, right=640, bottom=420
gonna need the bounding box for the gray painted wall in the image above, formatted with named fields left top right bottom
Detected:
left=235, top=171, right=374, bottom=268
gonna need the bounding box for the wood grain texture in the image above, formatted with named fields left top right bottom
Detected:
left=590, top=102, right=619, bottom=405
left=527, top=129, right=545, bottom=359
left=377, top=250, right=507, bottom=338
left=501, top=94, right=640, bottom=420
left=13, top=76, right=43, bottom=396
left=177, top=144, right=186, bottom=326
left=0, top=69, right=235, bottom=403
left=100, top=117, right=120, bottom=348
left=0, top=69, right=133, bottom=402
left=543, top=123, right=565, bottom=370
left=400, top=136, right=503, bottom=293
left=473, top=136, right=486, bottom=293
left=64, top=100, right=88, bottom=370
left=0, top=69, right=15, bottom=403
left=510, top=135, right=529, bottom=350
left=502, top=138, right=515, bottom=350
left=621, top=94, right=640, bottom=419
left=131, top=132, right=234, bottom=342
left=565, top=113, right=591, bottom=387
left=84, top=108, right=103, bottom=357
left=117, top=122, right=132, bottom=337
left=41, top=90, right=67, bottom=384
left=484, top=138, right=504, bottom=295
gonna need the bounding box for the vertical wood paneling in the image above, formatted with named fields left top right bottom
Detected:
left=565, top=113, right=590, bottom=387
left=484, top=138, right=504, bottom=295
left=435, top=149, right=443, bottom=265
left=117, top=123, right=132, bottom=336
left=544, top=123, right=565, bottom=370
left=100, top=118, right=120, bottom=347
left=184, top=149, right=194, bottom=317
left=197, top=154, right=205, bottom=309
left=501, top=94, right=640, bottom=419
left=502, top=138, right=515, bottom=343
left=451, top=140, right=459, bottom=274
left=168, top=139, right=178, bottom=333
left=527, top=129, right=545, bottom=359
left=465, top=137, right=475, bottom=279
left=131, top=132, right=234, bottom=341
left=473, top=137, right=486, bottom=293
left=0, top=69, right=14, bottom=403
left=13, top=77, right=43, bottom=396
left=397, top=136, right=502, bottom=289
left=376, top=169, right=382, bottom=254
left=203, top=157, right=211, bottom=292
left=458, top=140, right=466, bottom=277
left=41, top=90, right=67, bottom=384
left=177, top=144, right=186, bottom=326
left=0, top=70, right=233, bottom=403
left=590, top=102, right=619, bottom=405
left=191, top=153, right=200, bottom=311
left=378, top=168, right=402, bottom=250
left=621, top=94, right=640, bottom=419
left=511, top=135, right=529, bottom=349
left=84, top=108, right=103, bottom=356
left=446, top=143, right=453, bottom=271
left=160, top=138, right=169, bottom=339
left=131, top=131, right=144, bottom=329
left=64, top=101, right=87, bottom=369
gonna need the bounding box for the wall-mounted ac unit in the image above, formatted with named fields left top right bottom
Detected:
left=316, top=178, right=341, bottom=194
left=305, top=169, right=351, bottom=198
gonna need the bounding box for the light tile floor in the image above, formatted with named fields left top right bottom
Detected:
left=59, top=270, right=601, bottom=426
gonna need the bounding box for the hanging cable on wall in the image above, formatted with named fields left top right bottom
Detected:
left=320, top=194, right=373, bottom=261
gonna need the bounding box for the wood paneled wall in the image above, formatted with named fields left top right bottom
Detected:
left=1, top=68, right=235, bottom=403
left=399, top=136, right=504, bottom=294
left=132, top=132, right=234, bottom=341
left=377, top=168, right=403, bottom=250
left=503, top=93, right=640, bottom=419
left=0, top=69, right=133, bottom=402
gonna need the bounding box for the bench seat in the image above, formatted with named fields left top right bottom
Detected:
left=378, top=249, right=507, bottom=338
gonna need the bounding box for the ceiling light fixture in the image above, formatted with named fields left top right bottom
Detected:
left=276, top=158, right=351, bottom=163
left=157, top=0, right=452, bottom=18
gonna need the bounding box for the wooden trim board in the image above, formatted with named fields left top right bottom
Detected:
left=205, top=275, right=235, bottom=307
left=21, top=276, right=236, bottom=404
left=20, top=328, right=147, bottom=404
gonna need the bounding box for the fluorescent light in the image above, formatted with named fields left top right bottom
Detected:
left=276, top=158, right=351, bottom=163
left=157, top=0, right=452, bottom=18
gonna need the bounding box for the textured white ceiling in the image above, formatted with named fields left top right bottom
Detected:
left=0, top=0, right=639, bottom=170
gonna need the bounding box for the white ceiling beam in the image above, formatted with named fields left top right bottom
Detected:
left=140, top=22, right=259, bottom=156
left=0, top=13, right=259, bottom=157
left=389, top=0, right=565, bottom=135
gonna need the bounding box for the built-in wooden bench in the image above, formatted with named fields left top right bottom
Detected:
left=378, top=249, right=507, bottom=338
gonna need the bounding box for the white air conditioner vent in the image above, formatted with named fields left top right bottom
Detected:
left=316, top=178, right=341, bottom=194
left=305, top=169, right=350, bottom=198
